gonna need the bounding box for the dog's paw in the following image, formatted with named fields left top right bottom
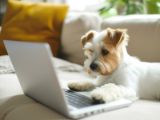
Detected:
left=68, top=81, right=95, bottom=91
left=91, top=83, right=136, bottom=103
left=91, top=83, right=120, bottom=103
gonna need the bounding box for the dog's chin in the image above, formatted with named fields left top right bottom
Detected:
left=96, top=62, right=114, bottom=76
left=90, top=71, right=100, bottom=77
left=85, top=68, right=109, bottom=78
left=97, top=69, right=109, bottom=76
left=84, top=68, right=100, bottom=78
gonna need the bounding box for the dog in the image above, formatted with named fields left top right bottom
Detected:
left=68, top=28, right=160, bottom=103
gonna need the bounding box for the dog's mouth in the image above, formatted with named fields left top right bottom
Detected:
left=92, top=62, right=112, bottom=76
left=97, top=64, right=110, bottom=75
left=83, top=59, right=115, bottom=76
left=84, top=67, right=100, bottom=77
left=84, top=63, right=110, bottom=76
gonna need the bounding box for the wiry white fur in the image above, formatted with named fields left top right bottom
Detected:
left=68, top=30, right=160, bottom=102
left=91, top=83, right=136, bottom=102
left=92, top=30, right=107, bottom=44
left=94, top=47, right=160, bottom=101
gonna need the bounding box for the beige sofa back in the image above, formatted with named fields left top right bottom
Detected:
left=102, top=15, right=160, bottom=62
left=61, top=14, right=160, bottom=64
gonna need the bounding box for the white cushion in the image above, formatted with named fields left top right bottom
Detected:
left=101, top=15, right=160, bottom=62
left=61, top=12, right=101, bottom=64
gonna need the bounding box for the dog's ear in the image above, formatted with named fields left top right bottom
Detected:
left=81, top=30, right=95, bottom=47
left=107, top=28, right=127, bottom=47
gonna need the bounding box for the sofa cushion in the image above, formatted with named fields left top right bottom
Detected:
left=1, top=95, right=160, bottom=120
left=101, top=15, right=160, bottom=62
left=61, top=12, right=101, bottom=64
left=0, top=76, right=160, bottom=120
left=0, top=95, right=66, bottom=120
left=0, top=0, right=68, bottom=56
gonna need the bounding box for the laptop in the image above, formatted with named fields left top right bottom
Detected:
left=4, top=40, right=132, bottom=119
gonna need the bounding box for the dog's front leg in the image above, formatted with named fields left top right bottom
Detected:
left=68, top=79, right=96, bottom=91
left=68, top=76, right=108, bottom=91
left=91, top=83, right=137, bottom=103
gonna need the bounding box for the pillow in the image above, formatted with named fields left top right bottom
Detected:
left=0, top=0, right=68, bottom=56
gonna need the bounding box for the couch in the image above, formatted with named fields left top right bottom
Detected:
left=0, top=13, right=160, bottom=120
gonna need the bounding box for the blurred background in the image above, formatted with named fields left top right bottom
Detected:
left=0, top=0, right=160, bottom=24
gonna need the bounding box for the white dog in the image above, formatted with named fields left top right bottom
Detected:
left=68, top=28, right=160, bottom=103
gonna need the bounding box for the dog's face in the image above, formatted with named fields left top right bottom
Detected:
left=81, top=28, right=128, bottom=76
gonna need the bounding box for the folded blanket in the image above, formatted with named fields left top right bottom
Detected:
left=0, top=55, right=83, bottom=74
left=0, top=55, right=15, bottom=74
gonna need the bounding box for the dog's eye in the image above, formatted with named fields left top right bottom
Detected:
left=101, top=49, right=109, bottom=56
left=88, top=49, right=93, bottom=53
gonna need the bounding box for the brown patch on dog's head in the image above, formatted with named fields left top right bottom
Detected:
left=105, top=28, right=127, bottom=47
left=94, top=28, right=128, bottom=75
left=82, top=28, right=129, bottom=76
left=81, top=30, right=96, bottom=47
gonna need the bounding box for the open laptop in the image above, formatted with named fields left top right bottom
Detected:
left=4, top=40, right=132, bottom=119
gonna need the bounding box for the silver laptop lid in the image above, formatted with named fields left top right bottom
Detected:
left=4, top=40, right=69, bottom=116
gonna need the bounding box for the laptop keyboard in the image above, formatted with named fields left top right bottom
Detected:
left=64, top=89, right=99, bottom=108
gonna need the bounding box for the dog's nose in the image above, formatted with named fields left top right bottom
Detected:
left=90, top=63, right=98, bottom=71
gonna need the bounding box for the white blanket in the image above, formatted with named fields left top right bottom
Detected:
left=0, top=56, right=15, bottom=74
